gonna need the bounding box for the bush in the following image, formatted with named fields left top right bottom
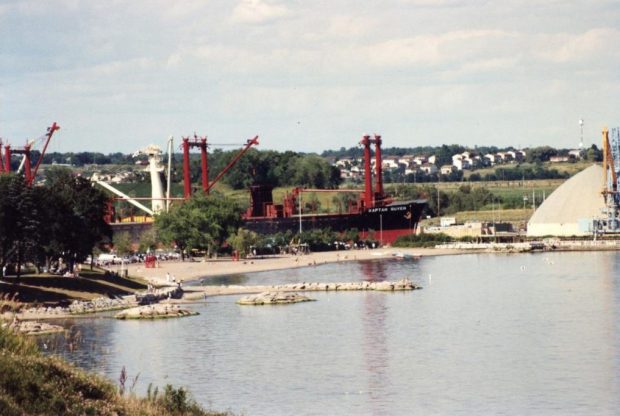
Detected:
left=392, top=233, right=454, bottom=248
left=0, top=326, right=231, bottom=416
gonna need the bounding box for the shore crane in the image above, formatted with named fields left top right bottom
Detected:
left=181, top=134, right=259, bottom=199
left=0, top=122, right=60, bottom=186
left=596, top=126, right=620, bottom=233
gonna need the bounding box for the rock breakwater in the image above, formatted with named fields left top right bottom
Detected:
left=237, top=292, right=315, bottom=305
left=115, top=304, right=198, bottom=320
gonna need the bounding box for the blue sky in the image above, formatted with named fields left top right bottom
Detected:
left=2, top=0, right=620, bottom=153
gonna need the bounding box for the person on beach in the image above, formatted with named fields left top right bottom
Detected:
left=166, top=272, right=170, bottom=283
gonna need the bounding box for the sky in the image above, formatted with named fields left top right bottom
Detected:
left=2, top=0, right=620, bottom=154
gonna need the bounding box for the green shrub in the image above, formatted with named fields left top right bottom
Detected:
left=0, top=326, right=231, bottom=415
left=392, top=233, right=454, bottom=248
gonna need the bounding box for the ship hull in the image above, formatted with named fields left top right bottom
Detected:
left=244, top=200, right=426, bottom=244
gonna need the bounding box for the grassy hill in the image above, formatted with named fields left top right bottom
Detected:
left=0, top=269, right=146, bottom=306
left=0, top=325, right=230, bottom=415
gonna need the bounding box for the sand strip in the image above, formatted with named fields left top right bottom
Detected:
left=125, top=247, right=475, bottom=287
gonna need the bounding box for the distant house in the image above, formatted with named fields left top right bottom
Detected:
left=334, top=158, right=353, bottom=168
left=440, top=165, right=455, bottom=175
left=496, top=152, right=513, bottom=162
left=399, top=155, right=415, bottom=166
left=550, top=156, right=570, bottom=163
left=413, top=156, right=427, bottom=166
left=452, top=154, right=471, bottom=171
left=506, top=150, right=524, bottom=162
left=484, top=154, right=496, bottom=165
left=568, top=149, right=583, bottom=159
left=420, top=163, right=438, bottom=174
left=382, top=157, right=400, bottom=170
left=340, top=170, right=353, bottom=179
left=428, top=155, right=437, bottom=164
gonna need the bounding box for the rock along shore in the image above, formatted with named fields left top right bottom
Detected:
left=115, top=304, right=198, bottom=320
left=1, top=319, right=64, bottom=336
left=188, top=278, right=422, bottom=299
left=237, top=292, right=316, bottom=305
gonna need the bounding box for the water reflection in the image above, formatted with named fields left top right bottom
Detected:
left=41, top=252, right=620, bottom=415
left=361, top=292, right=389, bottom=415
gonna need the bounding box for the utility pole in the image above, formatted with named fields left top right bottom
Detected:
left=298, top=192, right=302, bottom=235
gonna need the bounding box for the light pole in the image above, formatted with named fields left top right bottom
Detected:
left=380, top=214, right=383, bottom=247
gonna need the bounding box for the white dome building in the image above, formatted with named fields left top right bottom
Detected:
left=527, top=164, right=606, bottom=237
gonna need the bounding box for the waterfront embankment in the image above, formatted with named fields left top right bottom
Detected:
left=125, top=247, right=474, bottom=286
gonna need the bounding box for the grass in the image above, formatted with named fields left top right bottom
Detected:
left=0, top=268, right=146, bottom=306
left=421, top=208, right=534, bottom=227
left=0, top=325, right=232, bottom=415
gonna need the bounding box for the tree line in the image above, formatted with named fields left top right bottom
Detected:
left=0, top=169, right=111, bottom=277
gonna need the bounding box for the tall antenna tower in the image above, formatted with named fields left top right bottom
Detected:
left=579, top=118, right=584, bottom=149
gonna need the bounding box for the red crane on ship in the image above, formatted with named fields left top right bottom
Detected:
left=181, top=134, right=259, bottom=199
left=0, top=122, right=60, bottom=186
left=244, top=133, right=389, bottom=220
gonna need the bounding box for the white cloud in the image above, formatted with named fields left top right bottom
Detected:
left=4, top=0, right=620, bottom=152
left=231, top=0, right=289, bottom=24
left=533, top=29, right=620, bottom=64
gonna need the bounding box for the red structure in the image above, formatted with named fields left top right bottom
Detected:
left=199, top=136, right=208, bottom=193
left=11, top=144, right=32, bottom=184
left=360, top=134, right=373, bottom=209
left=29, top=122, right=60, bottom=186
left=181, top=135, right=259, bottom=200
left=4, top=144, right=11, bottom=173
left=0, top=122, right=59, bottom=185
left=181, top=135, right=210, bottom=198
left=182, top=137, right=192, bottom=198
left=373, top=134, right=384, bottom=203
left=242, top=133, right=425, bottom=244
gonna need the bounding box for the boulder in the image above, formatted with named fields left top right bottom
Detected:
left=237, top=292, right=316, bottom=305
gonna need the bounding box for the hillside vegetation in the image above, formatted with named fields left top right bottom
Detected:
left=0, top=326, right=230, bottom=415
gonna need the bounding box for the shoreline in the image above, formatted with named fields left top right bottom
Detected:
left=124, top=247, right=477, bottom=286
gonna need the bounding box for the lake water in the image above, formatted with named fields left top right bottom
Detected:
left=42, top=252, right=620, bottom=415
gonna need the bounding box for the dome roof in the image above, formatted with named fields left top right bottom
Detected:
left=527, top=164, right=605, bottom=237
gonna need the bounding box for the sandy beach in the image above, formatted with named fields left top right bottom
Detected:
left=125, top=247, right=472, bottom=287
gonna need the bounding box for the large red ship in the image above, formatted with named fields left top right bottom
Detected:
left=242, top=135, right=426, bottom=244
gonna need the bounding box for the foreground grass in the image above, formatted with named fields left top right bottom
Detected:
left=0, top=326, right=231, bottom=416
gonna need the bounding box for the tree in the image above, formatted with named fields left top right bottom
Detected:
left=138, top=228, right=159, bottom=253
left=155, top=192, right=242, bottom=259
left=0, top=175, right=38, bottom=278
left=37, top=168, right=112, bottom=271
left=113, top=232, right=133, bottom=256
left=228, top=228, right=259, bottom=258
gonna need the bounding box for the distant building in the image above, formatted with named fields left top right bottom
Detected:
left=420, top=163, right=438, bottom=174
left=527, top=165, right=604, bottom=237
left=452, top=154, right=470, bottom=170
left=382, top=157, right=400, bottom=170
left=440, top=165, right=455, bottom=175
left=568, top=149, right=583, bottom=159
left=484, top=154, right=496, bottom=165
left=412, top=156, right=427, bottom=166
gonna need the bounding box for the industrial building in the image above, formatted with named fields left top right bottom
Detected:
left=527, top=164, right=605, bottom=237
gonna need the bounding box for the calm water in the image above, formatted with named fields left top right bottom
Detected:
left=42, top=252, right=620, bottom=415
